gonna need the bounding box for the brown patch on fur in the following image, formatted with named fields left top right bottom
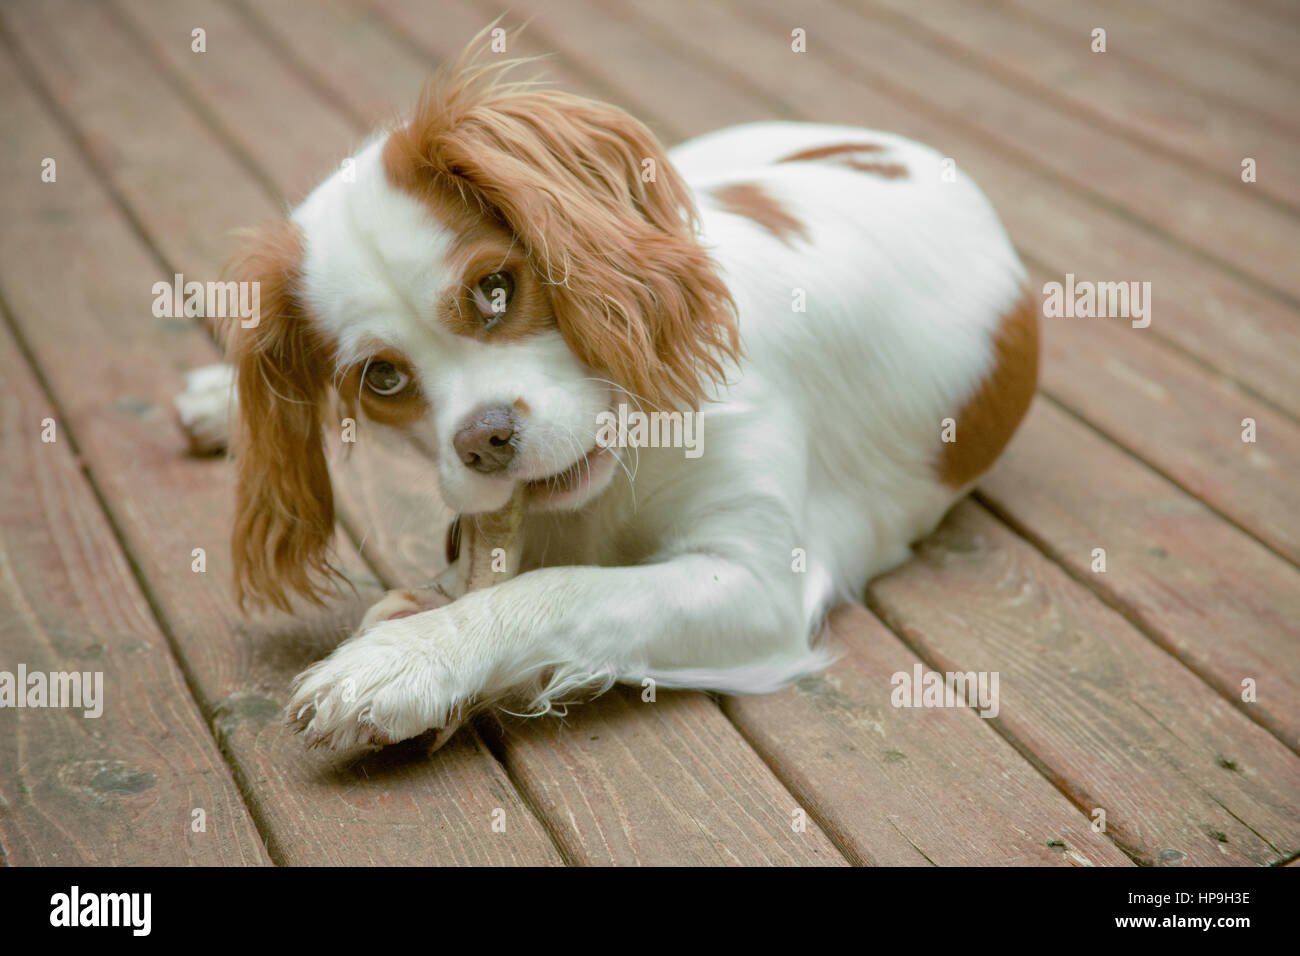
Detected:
left=937, top=292, right=1040, bottom=488
left=711, top=182, right=809, bottom=246
left=335, top=347, right=429, bottom=428
left=382, top=52, right=739, bottom=410
left=779, top=142, right=884, bottom=162
left=841, top=160, right=909, bottom=179
left=512, top=396, right=530, bottom=415
left=779, top=142, right=909, bottom=179
left=223, top=222, right=342, bottom=612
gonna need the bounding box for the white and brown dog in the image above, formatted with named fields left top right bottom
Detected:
left=177, top=54, right=1037, bottom=750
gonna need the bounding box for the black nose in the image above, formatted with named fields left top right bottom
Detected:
left=454, top=405, right=517, bottom=474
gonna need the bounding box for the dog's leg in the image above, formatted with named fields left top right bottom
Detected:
left=173, top=363, right=236, bottom=454
left=287, top=554, right=817, bottom=750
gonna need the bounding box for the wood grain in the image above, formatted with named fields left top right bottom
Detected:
left=1134, top=0, right=1300, bottom=82
left=723, top=605, right=1132, bottom=866
left=0, top=320, right=268, bottom=866
left=992, top=0, right=1300, bottom=135
left=868, top=503, right=1300, bottom=866
left=483, top=689, right=847, bottom=866
left=980, top=399, right=1300, bottom=753
left=863, top=0, right=1300, bottom=212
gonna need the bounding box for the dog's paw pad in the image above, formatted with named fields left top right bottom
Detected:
left=359, top=589, right=451, bottom=631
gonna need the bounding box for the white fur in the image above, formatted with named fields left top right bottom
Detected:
left=203, top=121, right=1026, bottom=749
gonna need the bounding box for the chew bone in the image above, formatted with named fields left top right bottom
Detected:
left=433, top=482, right=528, bottom=600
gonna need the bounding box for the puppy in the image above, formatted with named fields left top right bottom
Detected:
left=180, top=54, right=1037, bottom=750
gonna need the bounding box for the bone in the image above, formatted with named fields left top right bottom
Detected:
left=431, top=482, right=529, bottom=601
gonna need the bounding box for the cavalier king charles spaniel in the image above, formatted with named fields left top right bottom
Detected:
left=176, top=52, right=1037, bottom=751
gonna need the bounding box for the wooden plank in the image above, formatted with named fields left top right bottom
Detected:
left=992, top=0, right=1300, bottom=133
left=0, top=6, right=562, bottom=865
left=480, top=689, right=847, bottom=866
left=420, top=0, right=779, bottom=139
left=609, top=0, right=1300, bottom=564
left=1135, top=0, right=1300, bottom=81
left=862, top=0, right=1300, bottom=212
left=980, top=399, right=1300, bottom=754
left=723, top=605, right=1132, bottom=866
left=110, top=0, right=356, bottom=202
left=99, top=0, right=846, bottom=864
left=867, top=502, right=1300, bottom=866
left=621, top=0, right=1300, bottom=421
left=749, top=0, right=1300, bottom=303
left=1029, top=263, right=1300, bottom=567
left=224, top=0, right=431, bottom=128
left=0, top=321, right=269, bottom=866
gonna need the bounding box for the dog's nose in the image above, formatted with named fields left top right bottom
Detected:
left=454, top=405, right=517, bottom=474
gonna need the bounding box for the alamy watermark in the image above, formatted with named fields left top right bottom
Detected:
left=152, top=273, right=261, bottom=327
left=595, top=403, right=703, bottom=458
left=891, top=664, right=999, bottom=718
left=50, top=886, right=150, bottom=936
left=0, top=665, right=103, bottom=718
left=1042, top=273, right=1151, bottom=328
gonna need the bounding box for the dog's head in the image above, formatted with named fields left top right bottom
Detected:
left=224, top=56, right=738, bottom=611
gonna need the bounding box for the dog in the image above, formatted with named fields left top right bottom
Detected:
left=176, top=52, right=1037, bottom=751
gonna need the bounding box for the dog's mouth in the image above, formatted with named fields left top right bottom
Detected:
left=524, top=444, right=616, bottom=508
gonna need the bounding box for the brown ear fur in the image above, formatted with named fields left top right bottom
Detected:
left=384, top=59, right=739, bottom=410
left=223, top=222, right=340, bottom=612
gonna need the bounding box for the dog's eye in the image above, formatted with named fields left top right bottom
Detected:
left=473, top=271, right=515, bottom=328
left=363, top=361, right=409, bottom=396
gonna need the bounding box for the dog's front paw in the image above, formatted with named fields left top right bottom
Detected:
left=286, top=611, right=476, bottom=751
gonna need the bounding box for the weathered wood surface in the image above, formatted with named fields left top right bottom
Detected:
left=1, top=0, right=1296, bottom=865
left=868, top=503, right=1300, bottom=867
left=0, top=319, right=268, bottom=866
left=864, top=0, right=1300, bottom=212
left=980, top=400, right=1300, bottom=755
left=1000, top=0, right=1300, bottom=129
left=1137, top=0, right=1300, bottom=81
left=723, top=605, right=1132, bottom=866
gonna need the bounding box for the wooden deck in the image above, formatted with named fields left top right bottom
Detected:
left=1, top=0, right=1297, bottom=867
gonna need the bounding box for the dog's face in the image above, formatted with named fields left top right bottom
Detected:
left=296, top=136, right=618, bottom=517
left=225, top=63, right=737, bottom=611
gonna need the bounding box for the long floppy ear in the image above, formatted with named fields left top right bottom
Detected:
left=222, top=222, right=339, bottom=612
left=386, top=69, right=739, bottom=410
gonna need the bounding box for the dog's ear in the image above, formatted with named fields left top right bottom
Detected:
left=387, top=75, right=739, bottom=410
left=222, top=222, right=339, bottom=612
